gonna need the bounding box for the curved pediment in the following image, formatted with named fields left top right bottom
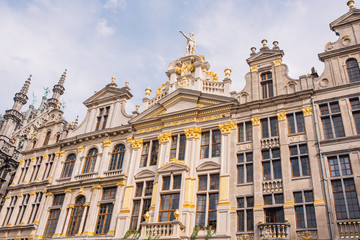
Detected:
left=134, top=169, right=155, bottom=180
left=158, top=159, right=189, bottom=173
left=196, top=161, right=221, bottom=172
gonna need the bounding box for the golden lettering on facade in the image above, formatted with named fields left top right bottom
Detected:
left=103, top=140, right=111, bottom=147
left=277, top=112, right=286, bottom=121
left=302, top=106, right=313, bottom=116
left=131, top=138, right=143, bottom=149
left=219, top=121, right=237, bottom=135
left=158, top=132, right=172, bottom=144
left=77, top=146, right=84, bottom=152
left=251, top=117, right=260, bottom=126
left=273, top=59, right=282, bottom=66
left=184, top=127, right=202, bottom=139
left=250, top=65, right=259, bottom=72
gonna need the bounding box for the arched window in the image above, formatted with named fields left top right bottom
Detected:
left=82, top=148, right=98, bottom=173
left=346, top=59, right=360, bottom=83
left=61, top=154, right=76, bottom=178
left=67, top=196, right=86, bottom=236
left=261, top=72, right=273, bottom=99
left=109, top=144, right=125, bottom=171
left=43, top=131, right=51, bottom=146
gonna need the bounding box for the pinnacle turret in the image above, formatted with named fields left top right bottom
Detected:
left=20, top=75, right=32, bottom=95
left=47, top=70, right=67, bottom=109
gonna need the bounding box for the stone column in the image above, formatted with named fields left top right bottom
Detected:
left=110, top=181, right=125, bottom=236
left=11, top=160, right=24, bottom=186
left=85, top=107, right=97, bottom=132
left=23, top=157, right=36, bottom=183
left=52, top=151, right=66, bottom=181
left=302, top=106, right=331, bottom=240
left=53, top=190, right=72, bottom=236
left=339, top=98, right=354, bottom=136
left=37, top=154, right=48, bottom=181
left=59, top=207, right=72, bottom=236
left=34, top=192, right=54, bottom=238
left=72, top=147, right=85, bottom=179
left=32, top=190, right=48, bottom=225
left=77, top=203, right=90, bottom=235
left=158, top=132, right=172, bottom=166
left=82, top=185, right=103, bottom=236
left=98, top=140, right=112, bottom=175
left=8, top=194, right=23, bottom=226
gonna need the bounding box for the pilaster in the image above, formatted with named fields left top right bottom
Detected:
left=8, top=194, right=23, bottom=225
left=35, top=192, right=54, bottom=237
left=23, top=193, right=37, bottom=224
left=110, top=182, right=125, bottom=236
left=82, top=185, right=103, bottom=236
left=53, top=191, right=72, bottom=236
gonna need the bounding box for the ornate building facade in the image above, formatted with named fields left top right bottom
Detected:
left=0, top=2, right=360, bottom=240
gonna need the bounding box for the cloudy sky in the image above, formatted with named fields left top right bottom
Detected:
left=0, top=0, right=348, bottom=122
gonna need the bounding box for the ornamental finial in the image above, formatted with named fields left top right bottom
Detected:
left=145, top=87, right=151, bottom=97
left=224, top=68, right=232, bottom=78
left=347, top=0, right=355, bottom=8
left=111, top=76, right=115, bottom=83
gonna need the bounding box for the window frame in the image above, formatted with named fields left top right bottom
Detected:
left=66, top=196, right=86, bottom=236
left=158, top=174, right=182, bottom=222
left=95, top=187, right=117, bottom=235
left=346, top=58, right=360, bottom=83
left=289, top=144, right=310, bottom=178
left=169, top=134, right=186, bottom=161
left=61, top=154, right=76, bottom=179
left=43, top=194, right=65, bottom=238
left=287, top=112, right=305, bottom=134
left=236, top=196, right=254, bottom=233
left=140, top=140, right=159, bottom=167
left=319, top=102, right=345, bottom=139
left=261, top=117, right=278, bottom=139
left=349, top=97, right=360, bottom=135
left=261, top=72, right=274, bottom=99
left=108, top=144, right=125, bottom=171
left=200, top=130, right=221, bottom=159
left=130, top=180, right=154, bottom=229
left=293, top=190, right=317, bottom=229
left=237, top=152, right=253, bottom=184
left=82, top=148, right=98, bottom=173
left=262, top=148, right=282, bottom=180
left=238, top=121, right=252, bottom=142
left=95, top=106, right=110, bottom=131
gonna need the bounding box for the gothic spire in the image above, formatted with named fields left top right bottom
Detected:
left=20, top=75, right=32, bottom=95
left=47, top=70, right=67, bottom=109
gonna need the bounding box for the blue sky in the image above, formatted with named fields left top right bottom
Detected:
left=0, top=0, right=348, bottom=122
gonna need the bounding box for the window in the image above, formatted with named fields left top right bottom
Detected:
left=237, top=152, right=253, bottom=184
left=43, top=131, right=51, bottom=146
left=319, top=102, right=345, bottom=139
left=15, top=194, right=30, bottom=225
left=237, top=196, right=254, bottom=232
left=43, top=154, right=55, bottom=180
left=262, top=148, right=282, bottom=180
left=287, top=112, right=305, bottom=134
left=200, top=130, right=221, bottom=158
left=2, top=196, right=18, bottom=226
left=44, top=194, right=64, bottom=238
left=170, top=134, right=186, bottom=160
left=264, top=193, right=284, bottom=205
left=261, top=117, right=278, bottom=138
left=350, top=97, right=360, bottom=134
left=196, top=174, right=219, bottom=227
left=238, top=121, right=252, bottom=142
left=346, top=59, right=360, bottom=83
left=28, top=192, right=43, bottom=224
left=67, top=196, right=86, bottom=236
left=140, top=140, right=159, bottom=167
left=328, top=154, right=360, bottom=220
left=82, top=148, right=98, bottom=173
left=294, top=191, right=317, bottom=228
left=261, top=72, right=273, bottom=99
left=130, top=180, right=153, bottom=229
left=95, top=106, right=110, bottom=131
left=18, top=159, right=31, bottom=184
left=159, top=175, right=182, bottom=222
left=290, top=144, right=310, bottom=177
left=30, top=156, right=43, bottom=182
left=109, top=144, right=125, bottom=171
left=61, top=154, right=76, bottom=178
left=95, top=187, right=117, bottom=235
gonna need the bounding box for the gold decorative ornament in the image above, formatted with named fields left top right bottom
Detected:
left=160, top=158, right=188, bottom=168
left=184, top=127, right=202, bottom=139
left=131, top=138, right=143, bottom=149
left=277, top=112, right=286, bottom=121
left=42, top=154, right=48, bottom=159
left=125, top=81, right=129, bottom=87
left=224, top=68, right=232, bottom=78
left=29, top=192, right=36, bottom=195
left=261, top=39, right=268, bottom=47
left=297, top=230, right=317, bottom=239
left=126, top=136, right=133, bottom=143
left=65, top=189, right=72, bottom=193
left=46, top=192, right=54, bottom=196
left=284, top=201, right=294, bottom=207
left=158, top=132, right=172, bottom=144
left=108, top=230, right=115, bottom=234
left=135, top=105, right=140, bottom=111
left=19, top=159, right=24, bottom=164
left=59, top=150, right=65, bottom=157
left=314, top=199, right=325, bottom=205
left=55, top=151, right=60, bottom=157
left=145, top=87, right=151, bottom=97
left=302, top=106, right=313, bottom=116
left=174, top=209, right=180, bottom=220
left=273, top=59, right=282, bottom=66
left=251, top=117, right=260, bottom=126
left=30, top=157, right=36, bottom=162
left=5, top=196, right=10, bottom=199
left=79, top=187, right=84, bottom=194
left=219, top=121, right=237, bottom=135
left=253, top=204, right=263, bottom=210
left=10, top=183, right=15, bottom=186
left=120, top=209, right=131, bottom=214
left=117, top=181, right=125, bottom=186
left=250, top=65, right=259, bottom=72
left=17, top=194, right=23, bottom=197
left=103, top=140, right=111, bottom=147
left=197, top=55, right=205, bottom=61
left=42, top=190, right=47, bottom=193
left=92, top=185, right=102, bottom=189
left=347, top=0, right=355, bottom=9
left=144, top=211, right=150, bottom=222
left=155, top=81, right=169, bottom=96
left=111, top=76, right=115, bottom=83
left=77, top=146, right=84, bottom=152
left=175, top=63, right=194, bottom=75
left=204, top=70, right=219, bottom=81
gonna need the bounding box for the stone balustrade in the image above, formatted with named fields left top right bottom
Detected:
left=337, top=220, right=360, bottom=239
left=104, top=169, right=122, bottom=177
left=262, top=179, right=283, bottom=192
left=202, top=80, right=224, bottom=94
left=260, top=137, right=279, bottom=149
left=56, top=177, right=71, bottom=184
left=141, top=220, right=185, bottom=238
left=74, top=172, right=98, bottom=180
left=258, top=222, right=290, bottom=239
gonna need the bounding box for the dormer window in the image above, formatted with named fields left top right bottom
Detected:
left=95, top=106, right=110, bottom=131
left=346, top=59, right=360, bottom=83
left=261, top=72, right=273, bottom=99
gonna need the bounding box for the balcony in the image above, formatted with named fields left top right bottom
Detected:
left=258, top=222, right=290, bottom=239
left=140, top=220, right=185, bottom=239
left=104, top=169, right=122, bottom=177
left=261, top=137, right=279, bottom=149
left=74, top=172, right=98, bottom=180
left=263, top=180, right=283, bottom=192
left=337, top=220, right=360, bottom=239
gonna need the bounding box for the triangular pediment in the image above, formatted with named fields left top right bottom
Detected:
left=246, top=49, right=284, bottom=65
left=158, top=159, right=189, bottom=173
left=134, top=169, right=155, bottom=180
left=330, top=9, right=360, bottom=30
left=83, top=84, right=132, bottom=107
left=196, top=161, right=221, bottom=172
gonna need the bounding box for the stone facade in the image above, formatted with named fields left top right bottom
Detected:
left=0, top=4, right=360, bottom=240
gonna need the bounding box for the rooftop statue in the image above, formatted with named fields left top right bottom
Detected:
left=180, top=30, right=196, bottom=56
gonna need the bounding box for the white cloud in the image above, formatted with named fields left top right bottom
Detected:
left=96, top=19, right=116, bottom=37
left=104, top=0, right=126, bottom=10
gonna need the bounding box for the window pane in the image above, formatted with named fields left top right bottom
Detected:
left=339, top=155, right=352, bottom=176
left=246, top=122, right=252, bottom=141
left=238, top=165, right=244, bottom=183
left=210, top=174, right=219, bottom=190
left=238, top=123, right=244, bottom=142
left=295, top=206, right=305, bottom=228
left=287, top=114, right=295, bottom=134
left=162, top=177, right=170, bottom=190
left=306, top=205, right=317, bottom=227
left=296, top=112, right=305, bottom=132
left=331, top=180, right=348, bottom=219
left=322, top=117, right=334, bottom=139
left=301, top=156, right=310, bottom=176
left=294, top=192, right=303, bottom=203
left=263, top=162, right=271, bottom=180
left=237, top=198, right=244, bottom=208
left=304, top=191, right=313, bottom=202
left=246, top=164, right=253, bottom=182
left=273, top=160, right=282, bottom=179
left=247, top=197, right=254, bottom=208
left=261, top=118, right=269, bottom=138
left=237, top=210, right=244, bottom=231
left=173, top=175, right=182, bottom=189
left=264, top=195, right=272, bottom=205
left=198, top=175, right=207, bottom=191
left=270, top=117, right=278, bottom=137
left=328, top=157, right=340, bottom=177
left=332, top=115, right=345, bottom=138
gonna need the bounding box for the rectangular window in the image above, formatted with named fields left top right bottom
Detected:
left=135, top=183, right=144, bottom=197
left=294, top=191, right=316, bottom=228
left=28, top=192, right=43, bottom=224
left=159, top=193, right=180, bottom=222
left=237, top=196, right=254, bottom=232
left=200, top=130, right=221, bottom=159
left=18, top=159, right=31, bottom=184
left=96, top=187, right=116, bottom=235
left=30, top=156, right=43, bottom=182
left=261, top=72, right=273, bottom=99
left=130, top=180, right=154, bottom=229
left=261, top=117, right=278, bottom=138
left=290, top=144, right=310, bottom=177
left=95, top=106, right=110, bottom=131
left=170, top=134, right=186, bottom=160
left=287, top=112, right=305, bottom=134
left=237, top=152, right=253, bottom=183
left=44, top=194, right=65, bottom=238
left=238, top=121, right=252, bottom=142
left=140, top=140, right=159, bottom=167
left=320, top=102, right=345, bottom=139
left=262, top=148, right=282, bottom=180
left=15, top=194, right=30, bottom=225
left=42, top=154, right=55, bottom=180
left=102, top=187, right=117, bottom=200
left=350, top=97, right=360, bottom=134
left=2, top=196, right=18, bottom=226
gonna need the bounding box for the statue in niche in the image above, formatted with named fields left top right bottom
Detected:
left=179, top=30, right=196, bottom=55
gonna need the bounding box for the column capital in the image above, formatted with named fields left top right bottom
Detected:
left=218, top=121, right=237, bottom=135
left=42, top=154, right=48, bottom=159
left=184, top=127, right=201, bottom=139
left=103, top=140, right=111, bottom=147
left=92, top=184, right=102, bottom=189
left=302, top=106, right=312, bottom=116
left=77, top=146, right=84, bottom=152
left=158, top=132, right=172, bottom=144
left=64, top=189, right=72, bottom=193
left=251, top=117, right=260, bottom=126
left=131, top=138, right=143, bottom=149
left=277, top=112, right=286, bottom=121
